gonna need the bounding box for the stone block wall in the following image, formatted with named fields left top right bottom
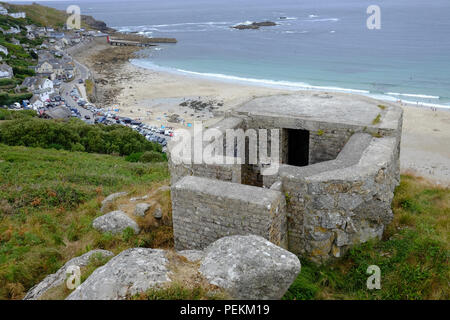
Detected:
left=168, top=161, right=242, bottom=185
left=279, top=134, right=399, bottom=263
left=168, top=95, right=403, bottom=264
left=171, top=176, right=287, bottom=250
left=308, top=127, right=355, bottom=164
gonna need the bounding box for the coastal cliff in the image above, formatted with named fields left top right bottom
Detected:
left=2, top=2, right=112, bottom=32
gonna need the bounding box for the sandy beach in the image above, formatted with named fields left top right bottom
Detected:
left=72, top=38, right=450, bottom=186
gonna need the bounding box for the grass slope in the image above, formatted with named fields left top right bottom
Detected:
left=2, top=2, right=69, bottom=29
left=0, top=145, right=170, bottom=299
left=284, top=174, right=449, bottom=300
left=0, top=144, right=448, bottom=300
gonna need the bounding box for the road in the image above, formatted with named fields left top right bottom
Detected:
left=59, top=48, right=93, bottom=120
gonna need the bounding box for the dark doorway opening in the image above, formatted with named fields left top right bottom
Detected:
left=287, top=129, right=309, bottom=166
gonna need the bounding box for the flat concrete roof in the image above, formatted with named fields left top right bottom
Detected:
left=236, top=92, right=400, bottom=128
left=173, top=175, right=282, bottom=208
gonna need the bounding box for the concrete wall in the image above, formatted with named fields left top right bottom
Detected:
left=168, top=117, right=245, bottom=185
left=168, top=95, right=403, bottom=263
left=171, top=176, right=287, bottom=250
left=279, top=133, right=399, bottom=263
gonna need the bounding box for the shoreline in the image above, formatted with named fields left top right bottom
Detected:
left=71, top=38, right=450, bottom=186
left=130, top=58, right=450, bottom=111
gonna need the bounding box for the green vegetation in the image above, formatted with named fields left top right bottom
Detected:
left=0, top=7, right=41, bottom=106
left=126, top=151, right=167, bottom=163
left=2, top=2, right=68, bottom=29
left=0, top=108, right=36, bottom=120
left=0, top=142, right=447, bottom=300
left=284, top=174, right=449, bottom=300
left=134, top=283, right=227, bottom=300
left=0, top=92, right=33, bottom=106
left=37, top=252, right=112, bottom=300
left=2, top=2, right=90, bottom=29
left=0, top=118, right=163, bottom=156
left=0, top=144, right=171, bottom=299
left=85, top=79, right=94, bottom=96
left=317, top=129, right=324, bottom=136
left=372, top=114, right=382, bottom=125
left=378, top=104, right=387, bottom=110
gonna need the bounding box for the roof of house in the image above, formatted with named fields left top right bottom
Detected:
left=0, top=63, right=12, bottom=72
left=45, top=106, right=72, bottom=119
left=30, top=95, right=42, bottom=104
left=21, top=76, right=40, bottom=88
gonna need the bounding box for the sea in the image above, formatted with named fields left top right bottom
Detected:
left=23, top=0, right=450, bottom=108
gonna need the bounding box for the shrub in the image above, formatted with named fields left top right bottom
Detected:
left=139, top=151, right=166, bottom=163
left=0, top=92, right=33, bottom=106
left=0, top=78, right=15, bottom=86
left=0, top=118, right=163, bottom=156
left=0, top=109, right=36, bottom=120
left=125, top=152, right=143, bottom=163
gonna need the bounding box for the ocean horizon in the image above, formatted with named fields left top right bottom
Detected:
left=27, top=0, right=450, bottom=109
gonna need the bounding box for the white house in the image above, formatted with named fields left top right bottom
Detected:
left=30, top=95, right=44, bottom=110
left=5, top=27, right=20, bottom=35
left=21, top=76, right=54, bottom=101
left=38, top=78, right=54, bottom=91
left=0, top=6, right=8, bottom=15
left=0, top=63, right=13, bottom=79
left=9, top=12, right=26, bottom=19
left=0, top=45, right=8, bottom=56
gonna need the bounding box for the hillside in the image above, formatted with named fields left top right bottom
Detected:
left=2, top=2, right=68, bottom=28
left=1, top=2, right=112, bottom=31
left=0, top=144, right=171, bottom=299
left=0, top=143, right=448, bottom=299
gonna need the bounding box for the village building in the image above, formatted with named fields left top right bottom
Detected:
left=21, top=76, right=54, bottom=100
left=29, top=95, right=44, bottom=110
left=5, top=26, right=20, bottom=35
left=35, top=28, right=47, bottom=37
left=0, top=63, right=13, bottom=79
left=8, top=12, right=26, bottom=19
left=35, top=61, right=54, bottom=79
left=0, top=5, right=8, bottom=15
left=35, top=59, right=65, bottom=80
left=0, top=45, right=8, bottom=56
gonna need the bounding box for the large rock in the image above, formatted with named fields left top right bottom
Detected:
left=232, top=21, right=277, bottom=30
left=153, top=205, right=163, bottom=219
left=92, top=210, right=140, bottom=234
left=66, top=248, right=171, bottom=300
left=199, top=235, right=301, bottom=300
left=134, top=203, right=151, bottom=217
left=23, top=250, right=114, bottom=300
left=100, top=192, right=128, bottom=213
left=178, top=250, right=204, bottom=262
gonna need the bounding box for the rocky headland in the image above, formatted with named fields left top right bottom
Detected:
left=232, top=21, right=277, bottom=30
